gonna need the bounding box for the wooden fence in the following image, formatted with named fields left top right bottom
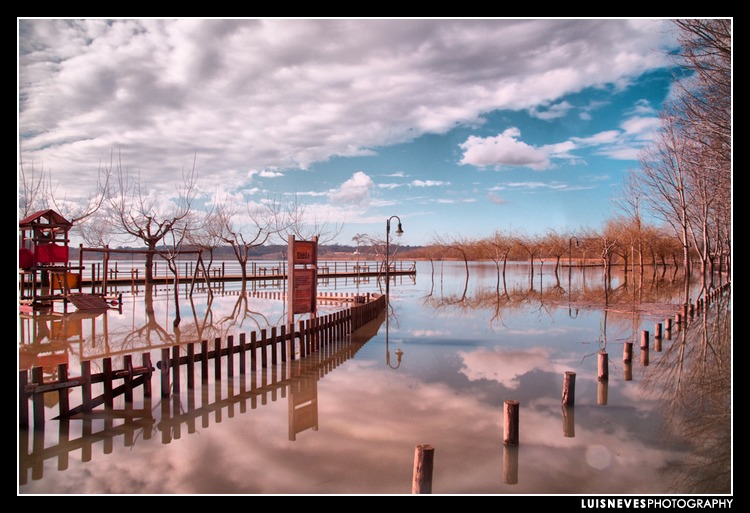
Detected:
left=19, top=294, right=386, bottom=429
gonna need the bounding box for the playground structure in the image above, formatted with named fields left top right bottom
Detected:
left=18, top=209, right=117, bottom=312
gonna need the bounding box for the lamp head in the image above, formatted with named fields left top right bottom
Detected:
left=396, top=222, right=404, bottom=237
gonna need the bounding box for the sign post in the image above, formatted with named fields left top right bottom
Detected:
left=287, top=235, right=318, bottom=327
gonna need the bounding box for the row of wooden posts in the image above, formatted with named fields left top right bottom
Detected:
left=411, top=281, right=731, bottom=494
left=19, top=294, right=386, bottom=429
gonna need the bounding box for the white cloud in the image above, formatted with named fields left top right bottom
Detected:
left=529, top=100, right=574, bottom=120
left=620, top=115, right=660, bottom=138
left=328, top=171, right=374, bottom=206
left=18, top=19, right=674, bottom=200
left=411, top=179, right=449, bottom=187
left=459, top=127, right=551, bottom=170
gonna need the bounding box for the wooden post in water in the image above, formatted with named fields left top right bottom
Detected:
left=655, top=322, right=662, bottom=339
left=640, top=330, right=649, bottom=350
left=562, top=371, right=576, bottom=406
left=412, top=444, right=434, bottom=494
left=598, top=351, right=608, bottom=381
left=504, top=400, right=519, bottom=445
left=623, top=342, right=633, bottom=363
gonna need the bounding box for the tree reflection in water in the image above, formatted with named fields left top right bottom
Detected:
left=643, top=293, right=731, bottom=494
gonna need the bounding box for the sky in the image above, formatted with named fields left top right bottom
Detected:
left=17, top=18, right=683, bottom=247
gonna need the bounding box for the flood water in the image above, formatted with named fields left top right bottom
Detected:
left=18, top=260, right=732, bottom=495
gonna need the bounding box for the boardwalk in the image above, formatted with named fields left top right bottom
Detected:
left=87, top=259, right=417, bottom=286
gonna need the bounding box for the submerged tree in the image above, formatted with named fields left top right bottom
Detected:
left=104, top=152, right=198, bottom=284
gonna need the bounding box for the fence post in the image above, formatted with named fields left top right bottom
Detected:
left=142, top=352, right=152, bottom=398
left=227, top=335, right=234, bottom=377
left=161, top=348, right=170, bottom=398
left=271, top=327, right=278, bottom=365
left=239, top=334, right=247, bottom=374
left=78, top=361, right=92, bottom=414
left=251, top=331, right=258, bottom=371
left=261, top=329, right=268, bottom=368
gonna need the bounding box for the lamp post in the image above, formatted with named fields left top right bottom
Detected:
left=568, top=236, right=579, bottom=309
left=384, top=215, right=404, bottom=369
left=568, top=236, right=579, bottom=272
left=385, top=215, right=403, bottom=297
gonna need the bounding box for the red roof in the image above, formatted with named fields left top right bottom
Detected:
left=19, top=209, right=72, bottom=229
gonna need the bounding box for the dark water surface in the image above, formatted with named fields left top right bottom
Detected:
left=18, top=261, right=732, bottom=495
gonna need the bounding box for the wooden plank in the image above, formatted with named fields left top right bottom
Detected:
left=67, top=293, right=111, bottom=311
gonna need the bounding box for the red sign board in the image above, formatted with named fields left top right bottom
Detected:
left=292, top=268, right=316, bottom=314
left=293, top=240, right=316, bottom=264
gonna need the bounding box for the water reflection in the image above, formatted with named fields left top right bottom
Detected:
left=18, top=261, right=731, bottom=494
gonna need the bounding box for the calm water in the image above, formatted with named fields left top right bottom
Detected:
left=18, top=261, right=732, bottom=495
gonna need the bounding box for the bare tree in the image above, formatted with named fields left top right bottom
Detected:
left=278, top=193, right=344, bottom=245
left=432, top=233, right=478, bottom=302
left=515, top=232, right=542, bottom=288
left=105, top=153, right=197, bottom=284
left=636, top=111, right=694, bottom=275
left=541, top=229, right=570, bottom=280
left=18, top=152, right=109, bottom=237
left=185, top=202, right=226, bottom=283
left=483, top=229, right=515, bottom=294
left=216, top=197, right=281, bottom=285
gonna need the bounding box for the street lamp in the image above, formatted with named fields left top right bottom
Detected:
left=568, top=236, right=580, bottom=271
left=385, top=215, right=403, bottom=297
left=568, top=236, right=579, bottom=306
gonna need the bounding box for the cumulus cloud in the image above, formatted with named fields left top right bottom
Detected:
left=459, top=127, right=551, bottom=170
left=328, top=171, right=374, bottom=206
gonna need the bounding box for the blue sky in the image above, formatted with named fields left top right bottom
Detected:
left=18, top=19, right=682, bottom=247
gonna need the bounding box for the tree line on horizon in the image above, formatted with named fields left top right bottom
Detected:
left=19, top=20, right=731, bottom=301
